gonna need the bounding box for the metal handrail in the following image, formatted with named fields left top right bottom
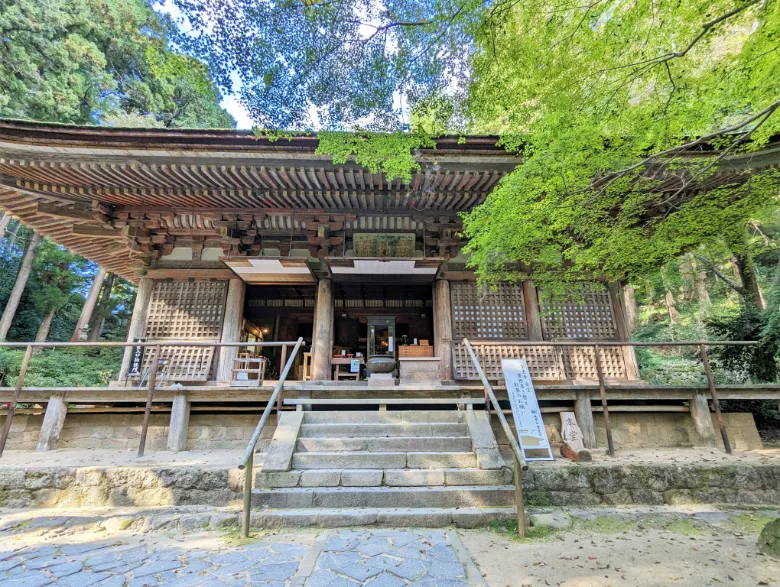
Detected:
left=238, top=336, right=305, bottom=538
left=462, top=338, right=528, bottom=537
left=0, top=339, right=304, bottom=458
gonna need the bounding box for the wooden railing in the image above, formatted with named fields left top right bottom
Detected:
left=238, top=337, right=305, bottom=538
left=0, top=339, right=303, bottom=458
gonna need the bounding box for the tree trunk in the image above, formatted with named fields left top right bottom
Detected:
left=621, top=283, right=637, bottom=334
left=87, top=272, right=114, bottom=342
left=35, top=308, right=56, bottom=343
left=0, top=231, right=42, bottom=341
left=2, top=220, right=20, bottom=254
left=665, top=290, right=681, bottom=325
left=732, top=251, right=765, bottom=310
left=0, top=214, right=10, bottom=244
left=688, top=254, right=710, bottom=321
left=71, top=266, right=107, bottom=342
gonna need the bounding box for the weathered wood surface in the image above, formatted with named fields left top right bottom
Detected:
left=167, top=391, right=190, bottom=452
left=433, top=279, right=453, bottom=380
left=311, top=278, right=334, bottom=381
left=118, top=278, right=153, bottom=380
left=217, top=278, right=246, bottom=383
left=573, top=391, right=597, bottom=449
left=1, top=383, right=779, bottom=403
left=35, top=393, right=68, bottom=452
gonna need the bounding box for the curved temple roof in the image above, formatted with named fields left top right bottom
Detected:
left=0, top=119, right=778, bottom=281
left=0, top=120, right=518, bottom=280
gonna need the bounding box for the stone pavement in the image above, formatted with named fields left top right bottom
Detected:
left=0, top=526, right=482, bottom=586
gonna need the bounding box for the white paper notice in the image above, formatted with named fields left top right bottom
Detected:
left=502, top=358, right=553, bottom=461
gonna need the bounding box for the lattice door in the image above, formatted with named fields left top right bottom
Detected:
left=539, top=283, right=617, bottom=340
left=451, top=282, right=526, bottom=340
left=141, top=280, right=228, bottom=381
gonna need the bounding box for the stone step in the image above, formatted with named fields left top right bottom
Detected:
left=299, top=423, right=469, bottom=438
left=251, top=485, right=515, bottom=509
left=291, top=451, right=478, bottom=470
left=295, top=436, right=473, bottom=453
left=302, top=410, right=463, bottom=424
left=256, top=468, right=512, bottom=488
left=249, top=507, right=516, bottom=529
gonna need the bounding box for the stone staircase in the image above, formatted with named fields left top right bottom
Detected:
left=250, top=409, right=517, bottom=528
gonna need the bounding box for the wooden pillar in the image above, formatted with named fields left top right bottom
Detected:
left=608, top=282, right=640, bottom=380
left=433, top=278, right=453, bottom=381
left=311, top=278, right=334, bottom=381
left=118, top=278, right=154, bottom=381
left=574, top=391, right=597, bottom=449
left=217, top=278, right=246, bottom=383
left=36, top=393, right=68, bottom=452
left=522, top=280, right=544, bottom=340
left=690, top=392, right=717, bottom=447
left=167, top=391, right=190, bottom=452
left=71, top=266, right=106, bottom=342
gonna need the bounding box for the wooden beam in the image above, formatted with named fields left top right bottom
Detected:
left=143, top=268, right=236, bottom=280
left=36, top=202, right=94, bottom=221
left=72, top=225, right=122, bottom=238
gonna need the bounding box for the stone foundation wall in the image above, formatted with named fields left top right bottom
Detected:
left=492, top=411, right=763, bottom=452
left=6, top=413, right=271, bottom=452
left=2, top=460, right=779, bottom=509
left=0, top=466, right=245, bottom=509
left=524, top=462, right=780, bottom=506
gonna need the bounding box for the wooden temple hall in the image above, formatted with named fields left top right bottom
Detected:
left=0, top=120, right=643, bottom=391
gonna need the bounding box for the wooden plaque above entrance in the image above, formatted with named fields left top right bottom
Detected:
left=223, top=257, right=317, bottom=285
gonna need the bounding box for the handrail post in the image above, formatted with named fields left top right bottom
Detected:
left=462, top=338, right=526, bottom=538
left=237, top=337, right=305, bottom=539
left=0, top=344, right=34, bottom=457
left=137, top=344, right=160, bottom=457
left=242, top=449, right=253, bottom=538
left=593, top=344, right=615, bottom=457
left=700, top=343, right=731, bottom=454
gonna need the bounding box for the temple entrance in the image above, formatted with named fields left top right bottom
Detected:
left=332, top=283, right=434, bottom=381
left=241, top=282, right=434, bottom=381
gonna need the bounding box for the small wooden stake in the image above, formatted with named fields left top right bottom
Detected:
left=0, top=344, right=34, bottom=457
left=593, top=345, right=615, bottom=457
left=700, top=343, right=732, bottom=454
left=138, top=345, right=160, bottom=457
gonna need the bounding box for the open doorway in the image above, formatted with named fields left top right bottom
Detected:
left=243, top=285, right=315, bottom=380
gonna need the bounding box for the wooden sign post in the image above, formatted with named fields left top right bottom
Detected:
left=502, top=358, right=554, bottom=462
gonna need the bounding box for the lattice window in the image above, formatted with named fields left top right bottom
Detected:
left=539, top=283, right=617, bottom=340
left=452, top=342, right=627, bottom=381
left=451, top=282, right=526, bottom=340
left=141, top=280, right=228, bottom=381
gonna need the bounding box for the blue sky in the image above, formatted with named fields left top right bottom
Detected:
left=157, top=0, right=253, bottom=129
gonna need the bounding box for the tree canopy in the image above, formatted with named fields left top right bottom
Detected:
left=171, top=0, right=780, bottom=287
left=0, top=0, right=235, bottom=127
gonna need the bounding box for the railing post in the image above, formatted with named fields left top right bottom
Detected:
left=242, top=448, right=253, bottom=539
left=593, top=344, right=615, bottom=457
left=462, top=338, right=526, bottom=538
left=700, top=343, right=732, bottom=454
left=137, top=345, right=160, bottom=457
left=513, top=453, right=526, bottom=538
left=0, top=344, right=34, bottom=457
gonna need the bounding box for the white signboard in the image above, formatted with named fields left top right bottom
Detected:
left=350, top=359, right=361, bottom=373
left=502, top=358, right=554, bottom=461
